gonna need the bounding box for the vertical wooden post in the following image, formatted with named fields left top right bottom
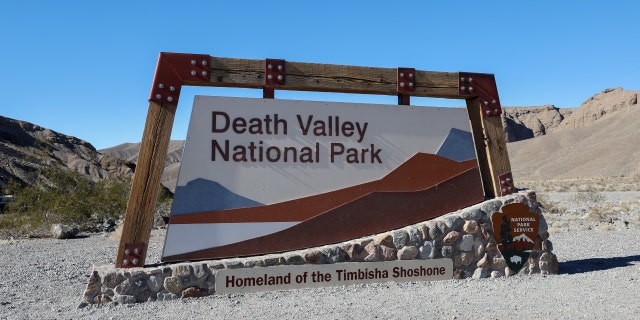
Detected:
left=466, top=98, right=512, bottom=198
left=115, top=52, right=209, bottom=267
left=116, top=101, right=176, bottom=267
left=459, top=72, right=513, bottom=198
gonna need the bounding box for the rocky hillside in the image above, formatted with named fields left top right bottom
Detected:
left=101, top=140, right=184, bottom=192
left=508, top=88, right=639, bottom=181
left=502, top=88, right=638, bottom=142
left=502, top=105, right=573, bottom=142
left=552, top=87, right=638, bottom=130
left=0, top=115, right=135, bottom=189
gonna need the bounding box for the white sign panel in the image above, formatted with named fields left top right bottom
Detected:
left=162, top=96, right=483, bottom=261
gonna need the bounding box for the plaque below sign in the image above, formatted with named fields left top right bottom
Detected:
left=215, top=259, right=453, bottom=294
left=491, top=203, right=539, bottom=273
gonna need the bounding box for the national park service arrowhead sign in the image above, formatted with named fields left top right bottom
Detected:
left=491, top=202, right=539, bottom=273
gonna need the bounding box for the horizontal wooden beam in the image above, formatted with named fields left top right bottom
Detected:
left=203, top=57, right=461, bottom=99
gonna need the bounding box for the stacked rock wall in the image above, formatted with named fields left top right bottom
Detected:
left=82, top=190, right=557, bottom=305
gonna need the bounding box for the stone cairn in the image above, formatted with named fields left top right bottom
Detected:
left=82, top=190, right=557, bottom=305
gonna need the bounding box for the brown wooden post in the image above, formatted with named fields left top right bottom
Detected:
left=116, top=53, right=210, bottom=268
left=460, top=73, right=513, bottom=198
left=116, top=101, right=176, bottom=267
left=480, top=110, right=513, bottom=196
left=466, top=97, right=494, bottom=197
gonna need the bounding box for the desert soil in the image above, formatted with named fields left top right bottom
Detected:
left=1, top=184, right=640, bottom=319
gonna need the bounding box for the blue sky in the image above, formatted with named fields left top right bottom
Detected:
left=1, top=1, right=638, bottom=149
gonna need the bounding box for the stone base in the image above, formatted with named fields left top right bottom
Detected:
left=82, top=190, right=557, bottom=305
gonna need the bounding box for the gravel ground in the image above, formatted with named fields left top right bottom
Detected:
left=538, top=191, right=640, bottom=233
left=2, top=225, right=640, bottom=319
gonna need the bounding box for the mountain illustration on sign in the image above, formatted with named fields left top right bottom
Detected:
left=163, top=126, right=484, bottom=261
left=163, top=152, right=484, bottom=261
left=435, top=128, right=476, bottom=162
left=171, top=178, right=263, bottom=215
left=513, top=233, right=534, bottom=243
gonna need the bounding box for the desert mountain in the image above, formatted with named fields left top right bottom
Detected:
left=100, top=140, right=184, bottom=192
left=502, top=105, right=573, bottom=142
left=0, top=115, right=135, bottom=189
left=508, top=88, right=639, bottom=181
left=552, top=87, right=638, bottom=130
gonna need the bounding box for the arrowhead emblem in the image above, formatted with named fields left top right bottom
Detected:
left=491, top=202, right=539, bottom=273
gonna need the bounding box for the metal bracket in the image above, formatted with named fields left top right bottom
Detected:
left=397, top=68, right=415, bottom=105
left=499, top=172, right=515, bottom=196
left=149, top=52, right=210, bottom=105
left=121, top=243, right=144, bottom=268
left=459, top=72, right=501, bottom=117
left=264, top=59, right=285, bottom=98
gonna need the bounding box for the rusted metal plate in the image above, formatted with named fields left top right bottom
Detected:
left=149, top=52, right=210, bottom=105
left=397, top=68, right=416, bottom=93
left=121, top=243, right=144, bottom=268
left=459, top=72, right=501, bottom=117
left=499, top=172, right=514, bottom=196
left=265, top=58, right=286, bottom=87
left=397, top=68, right=415, bottom=105
left=491, top=202, right=539, bottom=273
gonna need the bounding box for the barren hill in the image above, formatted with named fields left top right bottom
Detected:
left=100, top=140, right=184, bottom=165
left=552, top=87, right=638, bottom=131
left=502, top=105, right=573, bottom=142
left=0, top=115, right=135, bottom=189
left=508, top=88, right=640, bottom=181
left=100, top=140, right=184, bottom=191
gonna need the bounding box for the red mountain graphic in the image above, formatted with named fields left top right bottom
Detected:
left=163, top=153, right=484, bottom=262
left=170, top=153, right=479, bottom=224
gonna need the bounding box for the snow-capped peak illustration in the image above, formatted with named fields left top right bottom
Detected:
left=513, top=233, right=534, bottom=243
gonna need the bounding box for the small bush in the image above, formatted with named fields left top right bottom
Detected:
left=0, top=166, right=171, bottom=238
left=572, top=191, right=605, bottom=203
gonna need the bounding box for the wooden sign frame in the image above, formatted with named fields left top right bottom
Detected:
left=116, top=52, right=513, bottom=268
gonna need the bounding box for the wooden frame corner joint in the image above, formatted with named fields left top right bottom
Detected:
left=459, top=72, right=502, bottom=118
left=149, top=52, right=211, bottom=105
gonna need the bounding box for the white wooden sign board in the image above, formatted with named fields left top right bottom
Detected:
left=162, top=96, right=483, bottom=261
